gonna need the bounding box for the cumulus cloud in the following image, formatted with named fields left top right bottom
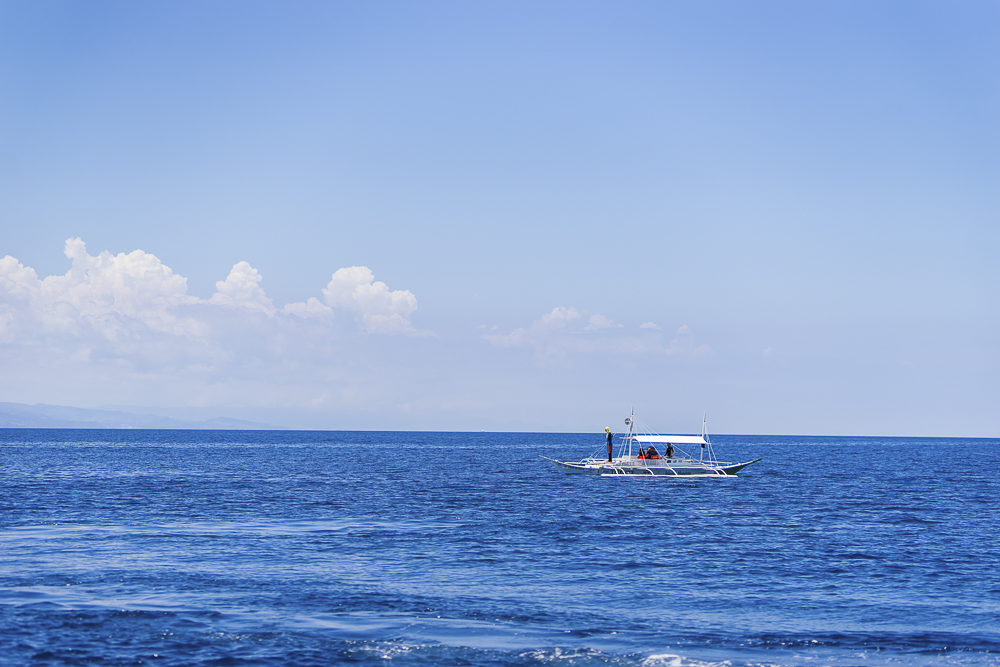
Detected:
left=639, top=322, right=660, bottom=330
left=0, top=255, right=40, bottom=343
left=321, top=266, right=421, bottom=335
left=208, top=261, right=276, bottom=316
left=1, top=238, right=202, bottom=346
left=0, top=238, right=425, bottom=377
left=533, top=306, right=580, bottom=331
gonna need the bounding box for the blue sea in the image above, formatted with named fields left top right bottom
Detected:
left=2, top=429, right=999, bottom=667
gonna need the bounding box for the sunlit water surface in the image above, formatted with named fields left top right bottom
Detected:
left=2, top=429, right=999, bottom=666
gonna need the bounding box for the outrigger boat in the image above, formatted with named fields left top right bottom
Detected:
left=543, top=411, right=761, bottom=477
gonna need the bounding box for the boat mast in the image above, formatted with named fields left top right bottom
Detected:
left=700, top=413, right=706, bottom=462
left=620, top=406, right=635, bottom=459
left=702, top=413, right=717, bottom=464
left=628, top=406, right=634, bottom=457
left=700, top=412, right=715, bottom=463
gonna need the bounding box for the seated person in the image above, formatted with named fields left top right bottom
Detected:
left=644, top=445, right=659, bottom=459
left=636, top=447, right=646, bottom=459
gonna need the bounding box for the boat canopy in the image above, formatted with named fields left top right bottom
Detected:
left=633, top=435, right=707, bottom=445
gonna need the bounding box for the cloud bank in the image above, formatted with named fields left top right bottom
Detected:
left=0, top=238, right=425, bottom=372
left=483, top=307, right=712, bottom=360
left=0, top=239, right=715, bottom=428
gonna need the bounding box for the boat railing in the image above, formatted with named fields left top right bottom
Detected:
left=630, top=457, right=694, bottom=464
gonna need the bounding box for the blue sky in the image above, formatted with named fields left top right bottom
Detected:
left=1, top=1, right=997, bottom=434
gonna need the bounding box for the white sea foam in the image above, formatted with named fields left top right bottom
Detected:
left=519, top=647, right=607, bottom=663
left=642, top=654, right=732, bottom=667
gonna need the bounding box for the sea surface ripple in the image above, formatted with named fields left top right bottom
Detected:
left=1, top=429, right=999, bottom=666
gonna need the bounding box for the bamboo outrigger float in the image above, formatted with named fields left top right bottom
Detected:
left=543, top=410, right=761, bottom=477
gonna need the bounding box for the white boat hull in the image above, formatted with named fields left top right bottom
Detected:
left=542, top=456, right=761, bottom=477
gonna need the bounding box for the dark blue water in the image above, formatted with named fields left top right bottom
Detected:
left=2, top=430, right=999, bottom=667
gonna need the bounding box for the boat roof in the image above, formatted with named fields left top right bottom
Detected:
left=633, top=435, right=707, bottom=444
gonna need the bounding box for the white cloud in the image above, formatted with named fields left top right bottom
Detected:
left=0, top=255, right=39, bottom=301
left=209, top=261, right=276, bottom=316
left=533, top=306, right=580, bottom=331
left=665, top=325, right=713, bottom=358
left=51, top=239, right=198, bottom=327
left=762, top=346, right=773, bottom=357
left=0, top=238, right=425, bottom=377
left=321, top=266, right=421, bottom=335
left=584, top=314, right=623, bottom=330
left=0, top=255, right=40, bottom=343
left=484, top=306, right=684, bottom=358
left=484, top=327, right=529, bottom=348
left=483, top=306, right=580, bottom=349
left=0, top=238, right=730, bottom=429
left=1, top=238, right=203, bottom=345
left=639, top=321, right=660, bottom=330
left=283, top=297, right=333, bottom=319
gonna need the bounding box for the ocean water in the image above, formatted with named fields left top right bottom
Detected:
left=1, top=429, right=999, bottom=667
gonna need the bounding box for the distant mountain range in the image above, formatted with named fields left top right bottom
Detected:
left=0, top=402, right=284, bottom=430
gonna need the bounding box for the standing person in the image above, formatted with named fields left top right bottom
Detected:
left=605, top=427, right=613, bottom=462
